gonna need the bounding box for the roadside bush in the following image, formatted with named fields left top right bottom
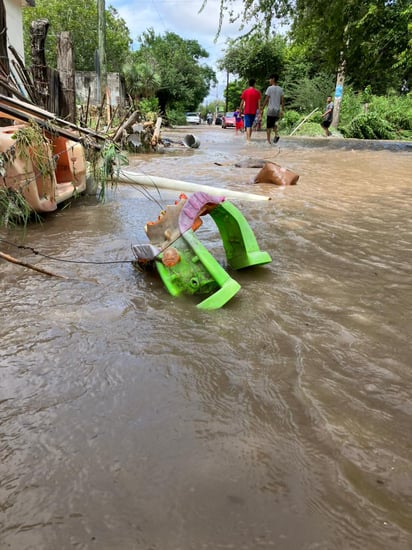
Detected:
left=165, top=109, right=186, bottom=126
left=138, top=97, right=160, bottom=120
left=285, top=72, right=335, bottom=113
left=368, top=94, right=412, bottom=131
left=338, top=88, right=412, bottom=138
left=341, top=112, right=396, bottom=139
left=292, top=121, right=325, bottom=137
left=338, top=86, right=365, bottom=127
left=279, top=109, right=301, bottom=133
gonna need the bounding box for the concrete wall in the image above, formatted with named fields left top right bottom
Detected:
left=5, top=0, right=34, bottom=94
left=75, top=72, right=126, bottom=106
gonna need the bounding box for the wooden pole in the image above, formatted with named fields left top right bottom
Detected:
left=113, top=110, right=139, bottom=143
left=151, top=116, right=162, bottom=147
left=57, top=31, right=76, bottom=123
left=0, top=251, right=67, bottom=278
left=30, top=19, right=50, bottom=110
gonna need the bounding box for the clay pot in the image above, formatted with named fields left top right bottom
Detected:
left=254, top=162, right=299, bottom=186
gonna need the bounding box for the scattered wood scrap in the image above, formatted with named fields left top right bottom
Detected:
left=0, top=251, right=67, bottom=279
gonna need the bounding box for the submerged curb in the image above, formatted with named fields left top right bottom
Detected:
left=272, top=136, right=412, bottom=152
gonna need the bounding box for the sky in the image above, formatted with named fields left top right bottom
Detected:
left=107, top=0, right=250, bottom=102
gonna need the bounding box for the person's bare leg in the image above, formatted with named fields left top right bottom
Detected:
left=266, top=128, right=271, bottom=144
left=273, top=123, right=279, bottom=143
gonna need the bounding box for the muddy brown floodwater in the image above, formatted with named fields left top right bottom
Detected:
left=1, top=126, right=411, bottom=550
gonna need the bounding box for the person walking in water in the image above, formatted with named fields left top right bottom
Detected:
left=240, top=79, right=261, bottom=142
left=260, top=74, right=284, bottom=144
left=320, top=95, right=334, bottom=136
left=233, top=108, right=244, bottom=134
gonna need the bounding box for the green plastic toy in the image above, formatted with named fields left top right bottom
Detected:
left=132, top=192, right=271, bottom=310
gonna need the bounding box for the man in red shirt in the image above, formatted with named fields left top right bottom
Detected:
left=240, top=79, right=261, bottom=142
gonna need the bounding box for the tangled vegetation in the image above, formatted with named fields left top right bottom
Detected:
left=0, top=120, right=129, bottom=228
left=270, top=86, right=412, bottom=140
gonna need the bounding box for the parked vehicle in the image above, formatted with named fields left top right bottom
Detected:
left=185, top=112, right=201, bottom=125
left=215, top=113, right=224, bottom=125
left=222, top=112, right=236, bottom=129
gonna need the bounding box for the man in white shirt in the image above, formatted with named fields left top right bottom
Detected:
left=260, top=74, right=284, bottom=144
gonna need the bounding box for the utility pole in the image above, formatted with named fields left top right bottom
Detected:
left=332, top=59, right=345, bottom=129
left=332, top=25, right=348, bottom=129
left=225, top=70, right=229, bottom=113
left=57, top=32, right=76, bottom=123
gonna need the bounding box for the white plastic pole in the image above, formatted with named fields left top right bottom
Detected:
left=289, top=108, right=318, bottom=136
left=116, top=170, right=272, bottom=201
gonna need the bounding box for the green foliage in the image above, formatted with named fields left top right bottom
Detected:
left=338, top=86, right=365, bottom=126
left=134, top=29, right=216, bottom=113
left=291, top=121, right=325, bottom=137
left=138, top=98, right=160, bottom=119
left=225, top=80, right=245, bottom=110
left=337, top=88, right=412, bottom=138
left=0, top=188, right=34, bottom=227
left=285, top=72, right=335, bottom=112
left=289, top=0, right=411, bottom=95
left=122, top=54, right=161, bottom=102
left=0, top=122, right=49, bottom=227
left=368, top=94, right=412, bottom=131
left=219, top=34, right=287, bottom=92
left=165, top=109, right=186, bottom=126
left=23, top=0, right=132, bottom=71
left=13, top=122, right=54, bottom=179
left=208, top=0, right=292, bottom=37
left=278, top=109, right=302, bottom=133
left=95, top=142, right=128, bottom=202
left=341, top=113, right=396, bottom=140
left=215, top=1, right=409, bottom=101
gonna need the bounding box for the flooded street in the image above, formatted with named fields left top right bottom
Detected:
left=1, top=126, right=411, bottom=549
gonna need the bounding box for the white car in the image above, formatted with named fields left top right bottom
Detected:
left=186, top=112, right=201, bottom=124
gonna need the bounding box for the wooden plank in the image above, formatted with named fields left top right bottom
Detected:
left=0, top=94, right=105, bottom=147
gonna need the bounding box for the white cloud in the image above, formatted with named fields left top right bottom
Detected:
left=110, top=0, right=246, bottom=65
left=108, top=0, right=257, bottom=102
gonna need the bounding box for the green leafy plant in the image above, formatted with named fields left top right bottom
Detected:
left=96, top=142, right=128, bottom=201
left=138, top=97, right=160, bottom=119
left=13, top=121, right=54, bottom=180
left=278, top=109, right=305, bottom=133
left=164, top=109, right=186, bottom=126
left=0, top=121, right=52, bottom=228
left=368, top=94, right=412, bottom=131
left=338, top=86, right=365, bottom=127
left=342, top=113, right=396, bottom=140
left=0, top=188, right=39, bottom=228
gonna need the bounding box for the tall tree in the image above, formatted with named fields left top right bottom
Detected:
left=122, top=52, right=161, bottom=104
left=209, top=0, right=411, bottom=94
left=201, top=0, right=292, bottom=36
left=134, top=29, right=216, bottom=113
left=23, top=0, right=131, bottom=72
left=218, top=34, right=288, bottom=91
left=291, top=0, right=411, bottom=94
